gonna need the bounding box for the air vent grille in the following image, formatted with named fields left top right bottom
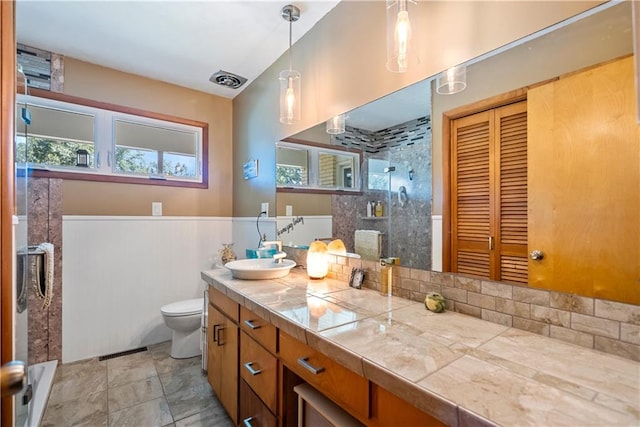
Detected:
left=209, top=70, right=248, bottom=89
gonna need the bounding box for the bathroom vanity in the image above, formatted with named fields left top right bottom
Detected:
left=201, top=268, right=639, bottom=427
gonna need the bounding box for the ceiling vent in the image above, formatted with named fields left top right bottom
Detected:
left=209, top=70, right=248, bottom=89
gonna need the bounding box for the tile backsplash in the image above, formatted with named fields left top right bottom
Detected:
left=322, top=254, right=640, bottom=362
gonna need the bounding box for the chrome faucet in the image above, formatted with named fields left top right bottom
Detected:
left=260, top=240, right=287, bottom=264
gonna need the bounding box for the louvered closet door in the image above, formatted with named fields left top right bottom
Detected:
left=452, top=101, right=528, bottom=284
left=494, top=102, right=528, bottom=284
left=452, top=111, right=492, bottom=278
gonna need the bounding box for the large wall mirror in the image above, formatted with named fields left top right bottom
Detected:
left=276, top=1, right=638, bottom=304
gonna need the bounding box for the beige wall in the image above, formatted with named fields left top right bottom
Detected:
left=232, top=1, right=601, bottom=217
left=61, top=58, right=232, bottom=216
left=276, top=192, right=332, bottom=217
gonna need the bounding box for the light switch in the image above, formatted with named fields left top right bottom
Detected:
left=152, top=202, right=163, bottom=216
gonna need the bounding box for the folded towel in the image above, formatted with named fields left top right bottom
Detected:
left=355, top=230, right=382, bottom=261
left=35, top=243, right=54, bottom=310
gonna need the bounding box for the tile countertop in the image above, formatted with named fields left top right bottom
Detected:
left=201, top=268, right=640, bottom=427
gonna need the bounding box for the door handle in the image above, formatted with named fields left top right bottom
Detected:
left=1, top=361, right=26, bottom=397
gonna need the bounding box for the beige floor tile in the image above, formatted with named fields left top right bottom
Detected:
left=175, top=400, right=233, bottom=427
left=109, top=396, right=173, bottom=427
left=107, top=351, right=158, bottom=387
left=165, top=377, right=215, bottom=421
left=159, top=364, right=208, bottom=396
left=42, top=389, right=108, bottom=427
left=108, top=375, right=164, bottom=413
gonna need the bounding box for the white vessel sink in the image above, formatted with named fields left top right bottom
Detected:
left=225, top=258, right=296, bottom=280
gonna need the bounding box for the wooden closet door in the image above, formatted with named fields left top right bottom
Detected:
left=494, top=101, right=528, bottom=284
left=451, top=110, right=493, bottom=278
left=451, top=101, right=528, bottom=284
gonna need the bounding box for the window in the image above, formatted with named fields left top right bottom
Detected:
left=15, top=94, right=207, bottom=188
left=276, top=141, right=360, bottom=192
left=367, top=158, right=389, bottom=190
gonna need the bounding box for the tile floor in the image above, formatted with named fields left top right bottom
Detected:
left=42, top=341, right=234, bottom=427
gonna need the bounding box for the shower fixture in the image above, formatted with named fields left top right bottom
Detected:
left=384, top=166, right=396, bottom=173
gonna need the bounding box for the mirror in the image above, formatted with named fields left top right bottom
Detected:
left=276, top=2, right=635, bottom=274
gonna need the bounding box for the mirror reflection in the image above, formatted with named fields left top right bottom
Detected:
left=276, top=1, right=636, bottom=289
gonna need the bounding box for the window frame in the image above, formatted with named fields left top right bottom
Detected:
left=16, top=88, right=208, bottom=189
left=276, top=139, right=362, bottom=195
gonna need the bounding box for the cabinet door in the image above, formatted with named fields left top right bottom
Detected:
left=207, top=303, right=223, bottom=394
left=219, top=313, right=239, bottom=423
left=207, top=303, right=239, bottom=425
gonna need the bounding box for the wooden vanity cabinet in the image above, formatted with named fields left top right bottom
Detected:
left=278, top=331, right=369, bottom=424
left=207, top=288, right=239, bottom=424
left=239, top=306, right=279, bottom=426
left=240, top=380, right=277, bottom=427
left=369, top=384, right=446, bottom=427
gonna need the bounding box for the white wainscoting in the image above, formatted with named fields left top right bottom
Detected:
left=276, top=216, right=332, bottom=248
left=62, top=216, right=232, bottom=363
left=232, top=216, right=277, bottom=259
left=432, top=215, right=443, bottom=272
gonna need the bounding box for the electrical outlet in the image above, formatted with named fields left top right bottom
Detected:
left=152, top=202, right=163, bottom=216
left=261, top=202, right=269, bottom=216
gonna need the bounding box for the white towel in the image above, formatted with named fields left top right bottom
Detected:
left=36, top=243, right=54, bottom=310
left=354, top=230, right=382, bottom=261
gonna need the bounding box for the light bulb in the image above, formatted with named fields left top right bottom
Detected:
left=286, top=77, right=296, bottom=122
left=394, top=9, right=411, bottom=73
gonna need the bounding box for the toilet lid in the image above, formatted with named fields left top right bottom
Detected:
left=161, top=298, right=204, bottom=317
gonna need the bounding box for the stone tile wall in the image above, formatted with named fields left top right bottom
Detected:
left=324, top=254, right=640, bottom=362
left=27, top=178, right=63, bottom=363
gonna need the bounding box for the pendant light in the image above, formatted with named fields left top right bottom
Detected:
left=279, top=5, right=301, bottom=124
left=386, top=0, right=414, bottom=73
left=326, top=114, right=346, bottom=134
left=436, top=64, right=467, bottom=95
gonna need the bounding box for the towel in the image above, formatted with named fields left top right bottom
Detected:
left=34, top=243, right=54, bottom=310
left=355, top=230, right=382, bottom=261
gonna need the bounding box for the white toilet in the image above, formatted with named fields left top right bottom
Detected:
left=160, top=298, right=204, bottom=359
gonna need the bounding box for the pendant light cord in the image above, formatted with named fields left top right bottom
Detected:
left=288, top=13, right=293, bottom=72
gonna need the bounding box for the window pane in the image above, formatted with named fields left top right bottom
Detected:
left=276, top=146, right=308, bottom=186
left=115, top=146, right=158, bottom=175
left=17, top=136, right=94, bottom=168
left=163, top=152, right=196, bottom=177
left=15, top=104, right=95, bottom=169
left=319, top=153, right=355, bottom=188
left=368, top=158, right=389, bottom=190
left=276, top=165, right=305, bottom=185
left=114, top=119, right=197, bottom=155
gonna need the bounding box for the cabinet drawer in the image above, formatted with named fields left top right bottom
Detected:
left=241, top=331, right=278, bottom=413
left=279, top=331, right=369, bottom=422
left=209, top=286, right=239, bottom=322
left=240, top=379, right=277, bottom=427
left=241, top=305, right=278, bottom=354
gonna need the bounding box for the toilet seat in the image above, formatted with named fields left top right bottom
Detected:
left=161, top=298, right=203, bottom=317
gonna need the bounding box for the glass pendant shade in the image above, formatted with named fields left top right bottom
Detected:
left=436, top=65, right=467, bottom=95
left=386, top=0, right=415, bottom=73
left=279, top=70, right=301, bottom=124
left=326, top=114, right=346, bottom=134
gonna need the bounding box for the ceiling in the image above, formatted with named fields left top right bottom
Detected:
left=15, top=0, right=340, bottom=99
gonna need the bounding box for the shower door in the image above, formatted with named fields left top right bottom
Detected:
left=14, top=68, right=31, bottom=427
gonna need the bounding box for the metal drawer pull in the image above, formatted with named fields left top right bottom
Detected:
left=212, top=324, right=220, bottom=343
left=297, top=357, right=325, bottom=375
left=243, top=362, right=262, bottom=376
left=243, top=417, right=254, bottom=427
left=244, top=319, right=261, bottom=330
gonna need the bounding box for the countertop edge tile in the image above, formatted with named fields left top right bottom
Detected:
left=362, top=358, right=459, bottom=427
left=458, top=406, right=500, bottom=427
left=305, top=331, right=365, bottom=377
